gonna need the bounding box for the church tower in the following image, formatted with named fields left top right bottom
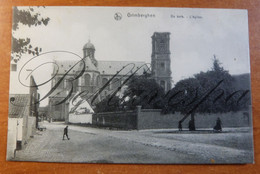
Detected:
left=79, top=40, right=100, bottom=96
left=151, top=32, right=172, bottom=91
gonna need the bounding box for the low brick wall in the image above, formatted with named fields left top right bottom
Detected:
left=137, top=109, right=252, bottom=130
left=69, top=113, right=92, bottom=124
left=137, top=109, right=179, bottom=130
left=93, top=107, right=252, bottom=130
left=92, top=111, right=137, bottom=129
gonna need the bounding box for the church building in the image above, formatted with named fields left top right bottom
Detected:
left=48, top=32, right=172, bottom=121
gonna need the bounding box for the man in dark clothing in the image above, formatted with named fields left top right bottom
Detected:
left=63, top=126, right=70, bottom=140
left=178, top=121, right=182, bottom=131
left=213, top=117, right=222, bottom=132
left=188, top=119, right=195, bottom=131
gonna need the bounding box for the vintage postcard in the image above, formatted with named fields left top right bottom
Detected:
left=7, top=6, right=254, bottom=164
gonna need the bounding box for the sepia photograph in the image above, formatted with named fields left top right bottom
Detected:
left=7, top=6, right=254, bottom=164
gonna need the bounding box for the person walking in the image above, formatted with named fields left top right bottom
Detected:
left=63, top=126, right=70, bottom=140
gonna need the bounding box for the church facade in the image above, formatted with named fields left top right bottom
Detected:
left=48, top=32, right=172, bottom=121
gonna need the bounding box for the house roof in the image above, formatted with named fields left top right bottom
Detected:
left=8, top=94, right=30, bottom=118
left=98, top=61, right=150, bottom=76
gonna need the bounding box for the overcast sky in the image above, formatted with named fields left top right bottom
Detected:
left=12, top=6, right=250, bottom=106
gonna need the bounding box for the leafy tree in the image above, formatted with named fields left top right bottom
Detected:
left=122, top=75, right=165, bottom=110
left=165, top=56, right=249, bottom=130
left=162, top=77, right=202, bottom=114
left=11, top=7, right=50, bottom=63
left=94, top=74, right=165, bottom=112
left=94, top=95, right=122, bottom=113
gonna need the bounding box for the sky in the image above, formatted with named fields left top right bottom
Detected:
left=11, top=6, right=251, bottom=106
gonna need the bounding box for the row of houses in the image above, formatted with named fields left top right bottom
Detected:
left=7, top=75, right=39, bottom=159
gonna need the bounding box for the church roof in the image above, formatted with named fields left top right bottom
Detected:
left=53, top=60, right=81, bottom=75
left=98, top=61, right=150, bottom=76
left=48, top=88, right=67, bottom=97
left=52, top=60, right=150, bottom=76
left=83, top=40, right=95, bottom=50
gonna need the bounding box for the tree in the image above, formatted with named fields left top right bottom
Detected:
left=122, top=75, right=165, bottom=110
left=11, top=7, right=50, bottom=63
left=94, top=74, right=165, bottom=112
left=165, top=56, right=249, bottom=131
left=163, top=77, right=201, bottom=113
left=94, top=95, right=122, bottom=113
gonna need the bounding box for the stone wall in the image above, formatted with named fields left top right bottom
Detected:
left=93, top=107, right=252, bottom=130
left=69, top=113, right=92, bottom=124
left=137, top=109, right=252, bottom=130
left=92, top=111, right=137, bottom=129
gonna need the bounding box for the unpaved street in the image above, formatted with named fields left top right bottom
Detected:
left=14, top=122, right=253, bottom=164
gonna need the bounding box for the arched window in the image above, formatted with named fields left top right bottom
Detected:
left=56, top=77, right=63, bottom=88
left=102, top=78, right=109, bottom=90
left=112, top=78, right=120, bottom=89
left=73, top=78, right=78, bottom=92
left=160, top=80, right=166, bottom=91
left=85, top=74, right=91, bottom=86
left=96, top=76, right=100, bottom=86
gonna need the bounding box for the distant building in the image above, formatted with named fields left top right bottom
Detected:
left=48, top=32, right=172, bottom=121
left=38, top=106, right=49, bottom=121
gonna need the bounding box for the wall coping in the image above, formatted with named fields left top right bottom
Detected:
left=141, top=109, right=161, bottom=112
left=94, top=110, right=135, bottom=115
